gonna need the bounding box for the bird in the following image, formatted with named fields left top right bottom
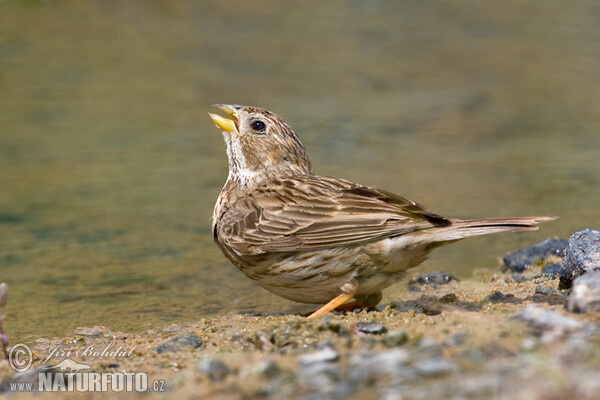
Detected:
left=208, top=104, right=557, bottom=318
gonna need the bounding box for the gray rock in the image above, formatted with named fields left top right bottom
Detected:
left=408, top=271, right=459, bottom=291
left=534, top=285, right=562, bottom=296
left=382, top=330, right=408, bottom=347
left=356, top=322, right=388, bottom=335
left=197, top=358, right=230, bottom=382
left=156, top=333, right=203, bottom=354
left=298, top=346, right=339, bottom=367
left=349, top=349, right=411, bottom=384
left=541, top=263, right=561, bottom=276
left=559, top=229, right=600, bottom=289
left=567, top=271, right=600, bottom=313
left=297, top=362, right=341, bottom=392
left=503, top=238, right=568, bottom=272
left=414, top=358, right=457, bottom=376
left=511, top=304, right=585, bottom=343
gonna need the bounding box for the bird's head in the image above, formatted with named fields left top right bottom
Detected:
left=209, top=104, right=313, bottom=185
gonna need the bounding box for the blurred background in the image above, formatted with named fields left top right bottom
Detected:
left=1, top=1, right=598, bottom=338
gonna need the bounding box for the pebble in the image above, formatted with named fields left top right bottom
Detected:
left=349, top=349, right=411, bottom=383
left=298, top=346, right=339, bottom=367
left=567, top=271, right=600, bottom=313
left=511, top=304, right=584, bottom=343
left=382, top=330, right=408, bottom=347
left=484, top=291, right=516, bottom=303
left=541, top=263, right=561, bottom=276
left=256, top=359, right=282, bottom=379
left=297, top=362, right=342, bottom=391
left=414, top=358, right=457, bottom=376
left=503, top=237, right=568, bottom=272
left=559, top=229, right=600, bottom=289
left=408, top=271, right=459, bottom=291
left=534, top=285, right=562, bottom=296
left=156, top=333, right=203, bottom=354
left=356, top=322, right=388, bottom=335
left=197, top=358, right=230, bottom=382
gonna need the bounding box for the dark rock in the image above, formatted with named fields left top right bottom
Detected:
left=541, top=263, right=561, bottom=276
left=484, top=291, right=516, bottom=303
left=298, top=346, right=339, bottom=367
left=156, top=333, right=203, bottom=354
left=511, top=304, right=584, bottom=343
left=197, top=359, right=230, bottom=382
left=408, top=271, right=459, bottom=291
left=317, top=316, right=350, bottom=336
left=503, top=237, right=568, bottom=272
left=559, top=229, right=600, bottom=289
left=382, top=330, right=408, bottom=347
left=567, top=271, right=600, bottom=313
left=356, top=322, right=388, bottom=335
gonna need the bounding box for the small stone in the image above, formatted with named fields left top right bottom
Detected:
left=534, top=285, right=561, bottom=296
left=156, top=333, right=203, bottom=354
left=197, top=358, right=230, bottom=382
left=252, top=359, right=281, bottom=379
left=520, top=337, right=538, bottom=351
left=298, top=362, right=341, bottom=391
left=567, top=271, right=600, bottom=313
left=559, top=229, right=600, bottom=289
left=408, top=271, right=459, bottom=291
left=356, top=322, right=388, bottom=335
left=414, top=358, right=457, bottom=376
left=298, top=346, right=339, bottom=367
left=73, top=326, right=110, bottom=336
left=542, top=263, right=561, bottom=276
left=511, top=304, right=585, bottom=343
left=382, top=330, right=408, bottom=347
left=317, top=316, right=350, bottom=336
left=484, top=291, right=515, bottom=303
left=349, top=349, right=410, bottom=384
left=503, top=237, right=568, bottom=272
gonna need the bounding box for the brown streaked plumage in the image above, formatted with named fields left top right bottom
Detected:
left=209, top=104, right=557, bottom=318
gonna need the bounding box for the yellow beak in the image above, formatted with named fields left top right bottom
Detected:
left=208, top=104, right=239, bottom=133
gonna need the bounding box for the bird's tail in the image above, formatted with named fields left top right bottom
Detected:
left=426, top=216, right=558, bottom=243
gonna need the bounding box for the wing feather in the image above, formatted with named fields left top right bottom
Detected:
left=217, top=176, right=450, bottom=255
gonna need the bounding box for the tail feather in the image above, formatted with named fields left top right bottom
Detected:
left=427, top=216, right=558, bottom=242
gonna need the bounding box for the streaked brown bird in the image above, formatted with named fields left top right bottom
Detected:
left=209, top=104, right=556, bottom=318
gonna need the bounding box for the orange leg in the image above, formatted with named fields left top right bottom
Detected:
left=307, top=292, right=356, bottom=319
left=334, top=300, right=370, bottom=312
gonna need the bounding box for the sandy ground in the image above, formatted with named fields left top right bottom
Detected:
left=1, top=260, right=599, bottom=399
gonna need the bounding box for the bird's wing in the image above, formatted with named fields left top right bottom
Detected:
left=216, top=176, right=450, bottom=255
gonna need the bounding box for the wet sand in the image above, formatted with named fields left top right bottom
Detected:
left=2, top=257, right=599, bottom=399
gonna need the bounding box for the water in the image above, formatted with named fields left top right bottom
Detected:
left=1, top=1, right=598, bottom=338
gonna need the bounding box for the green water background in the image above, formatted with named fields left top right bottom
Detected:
left=1, top=1, right=598, bottom=338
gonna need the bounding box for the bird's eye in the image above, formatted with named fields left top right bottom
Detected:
left=250, top=120, right=266, bottom=133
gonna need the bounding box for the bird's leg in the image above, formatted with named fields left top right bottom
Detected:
left=307, top=291, right=356, bottom=319
left=333, top=300, right=369, bottom=312
left=333, top=292, right=383, bottom=313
